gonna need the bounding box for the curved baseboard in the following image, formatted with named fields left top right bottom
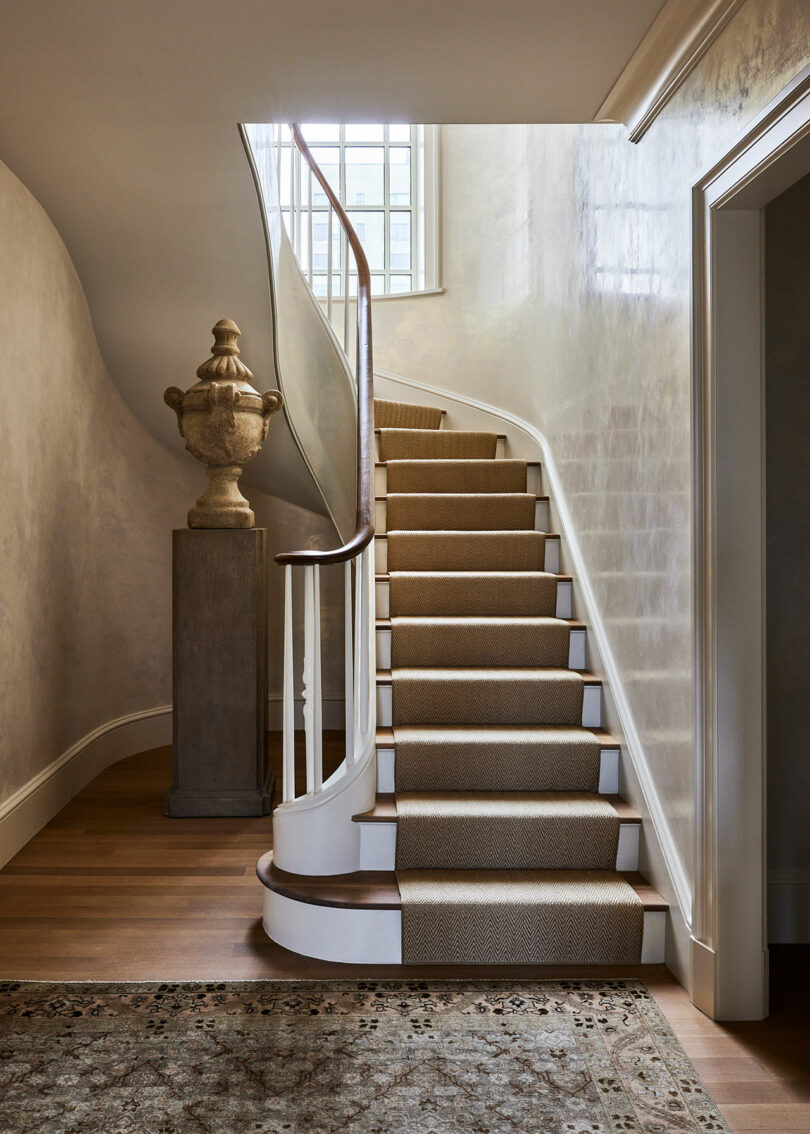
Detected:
left=0, top=706, right=172, bottom=868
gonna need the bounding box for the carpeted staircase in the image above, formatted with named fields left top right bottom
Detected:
left=371, top=397, right=647, bottom=965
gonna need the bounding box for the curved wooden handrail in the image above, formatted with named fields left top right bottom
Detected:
left=275, top=124, right=374, bottom=567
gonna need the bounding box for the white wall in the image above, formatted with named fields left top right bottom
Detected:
left=372, top=0, right=810, bottom=918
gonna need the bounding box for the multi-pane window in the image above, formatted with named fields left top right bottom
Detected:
left=276, top=124, right=438, bottom=298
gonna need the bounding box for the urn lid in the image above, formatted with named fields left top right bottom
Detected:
left=184, top=319, right=263, bottom=407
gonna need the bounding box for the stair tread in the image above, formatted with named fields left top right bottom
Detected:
left=376, top=428, right=506, bottom=438
left=377, top=617, right=586, bottom=629
left=375, top=725, right=621, bottom=749
left=377, top=668, right=601, bottom=685
left=377, top=460, right=541, bottom=468
left=378, top=493, right=549, bottom=501
left=257, top=853, right=665, bottom=912
left=376, top=532, right=560, bottom=539
left=353, top=793, right=640, bottom=823
left=376, top=570, right=569, bottom=580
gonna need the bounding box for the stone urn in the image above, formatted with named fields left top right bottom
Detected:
left=164, top=319, right=283, bottom=528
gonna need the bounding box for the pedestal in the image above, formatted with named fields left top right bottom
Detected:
left=166, top=528, right=271, bottom=816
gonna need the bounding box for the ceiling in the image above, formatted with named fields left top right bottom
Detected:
left=0, top=0, right=667, bottom=512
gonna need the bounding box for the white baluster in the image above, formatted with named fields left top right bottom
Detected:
left=362, top=544, right=375, bottom=737
left=342, top=229, right=350, bottom=354
left=344, top=559, right=354, bottom=763
left=307, top=166, right=314, bottom=286
left=327, top=206, right=334, bottom=323
left=302, top=564, right=323, bottom=795
left=289, top=134, right=296, bottom=254
left=282, top=565, right=295, bottom=802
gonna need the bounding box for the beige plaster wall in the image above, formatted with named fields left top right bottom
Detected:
left=372, top=0, right=810, bottom=908
left=0, top=158, right=336, bottom=809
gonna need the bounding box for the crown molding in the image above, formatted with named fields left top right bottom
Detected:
left=595, top=0, right=745, bottom=142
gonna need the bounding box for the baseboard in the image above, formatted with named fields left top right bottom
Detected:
left=768, top=869, right=810, bottom=943
left=0, top=706, right=172, bottom=869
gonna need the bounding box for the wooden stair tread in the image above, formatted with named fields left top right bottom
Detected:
left=376, top=460, right=541, bottom=468
left=375, top=725, right=620, bottom=749
left=353, top=793, right=640, bottom=824
left=376, top=669, right=602, bottom=685
left=376, top=428, right=506, bottom=439
left=375, top=532, right=560, bottom=540
left=376, top=570, right=570, bottom=581
left=376, top=494, right=549, bottom=502
left=257, top=853, right=666, bottom=912
left=376, top=617, right=586, bottom=630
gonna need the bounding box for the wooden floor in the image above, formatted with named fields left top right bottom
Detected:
left=0, top=740, right=808, bottom=1132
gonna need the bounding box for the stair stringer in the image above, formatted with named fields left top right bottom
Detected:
left=373, top=368, right=692, bottom=987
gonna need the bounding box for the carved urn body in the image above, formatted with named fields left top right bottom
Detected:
left=165, top=319, right=283, bottom=528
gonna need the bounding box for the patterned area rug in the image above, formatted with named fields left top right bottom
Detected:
left=0, top=979, right=729, bottom=1133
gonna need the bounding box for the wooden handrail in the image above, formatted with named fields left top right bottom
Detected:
left=275, top=124, right=375, bottom=567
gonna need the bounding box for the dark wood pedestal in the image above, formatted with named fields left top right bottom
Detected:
left=165, top=528, right=271, bottom=817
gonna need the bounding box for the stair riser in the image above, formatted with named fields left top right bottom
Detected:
left=357, top=819, right=639, bottom=872
left=376, top=745, right=620, bottom=794
left=263, top=889, right=666, bottom=964
left=375, top=535, right=559, bottom=574
left=375, top=464, right=543, bottom=495
left=376, top=497, right=551, bottom=535
left=375, top=576, right=571, bottom=618
left=375, top=626, right=585, bottom=671
left=376, top=683, right=602, bottom=728
left=375, top=435, right=507, bottom=461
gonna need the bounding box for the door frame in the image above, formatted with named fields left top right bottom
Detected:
left=691, top=63, right=810, bottom=1020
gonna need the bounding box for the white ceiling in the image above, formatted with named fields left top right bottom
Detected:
left=0, top=0, right=666, bottom=510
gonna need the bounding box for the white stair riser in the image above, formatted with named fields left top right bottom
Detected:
left=376, top=682, right=601, bottom=729
left=375, top=498, right=551, bottom=536
left=375, top=464, right=543, bottom=495
left=375, top=575, right=571, bottom=617
left=375, top=745, right=620, bottom=794
left=375, top=626, right=585, bottom=671
left=375, top=435, right=507, bottom=460
left=263, top=889, right=665, bottom=965
left=357, top=818, right=639, bottom=872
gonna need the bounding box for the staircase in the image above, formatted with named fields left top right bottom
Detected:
left=258, top=393, right=667, bottom=965
left=249, top=121, right=666, bottom=967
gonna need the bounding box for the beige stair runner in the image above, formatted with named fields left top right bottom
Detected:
left=374, top=397, right=643, bottom=964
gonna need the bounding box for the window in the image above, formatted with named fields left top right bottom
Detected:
left=275, top=124, right=439, bottom=298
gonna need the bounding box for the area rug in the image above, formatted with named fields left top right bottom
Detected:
left=0, top=979, right=729, bottom=1133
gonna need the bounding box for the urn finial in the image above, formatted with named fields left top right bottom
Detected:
left=163, top=318, right=283, bottom=529
left=196, top=318, right=255, bottom=384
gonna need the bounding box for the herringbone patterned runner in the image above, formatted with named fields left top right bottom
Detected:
left=374, top=398, right=443, bottom=430
left=389, top=571, right=558, bottom=615
left=395, top=792, right=620, bottom=870
left=386, top=459, right=528, bottom=493
left=396, top=871, right=644, bottom=964
left=392, top=725, right=602, bottom=792
left=390, top=616, right=571, bottom=667
left=387, top=530, right=547, bottom=571
left=376, top=397, right=644, bottom=966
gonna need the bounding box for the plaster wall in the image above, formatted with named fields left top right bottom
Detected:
left=765, top=171, right=810, bottom=941
left=0, top=158, right=338, bottom=812
left=372, top=0, right=810, bottom=908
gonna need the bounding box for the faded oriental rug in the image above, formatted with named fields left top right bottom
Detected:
left=0, top=979, right=729, bottom=1133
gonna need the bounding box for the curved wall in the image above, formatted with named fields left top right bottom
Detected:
left=0, top=158, right=339, bottom=834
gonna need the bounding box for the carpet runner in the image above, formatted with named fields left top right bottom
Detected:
left=376, top=396, right=644, bottom=964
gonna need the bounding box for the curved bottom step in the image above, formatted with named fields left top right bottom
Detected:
left=258, top=853, right=667, bottom=966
